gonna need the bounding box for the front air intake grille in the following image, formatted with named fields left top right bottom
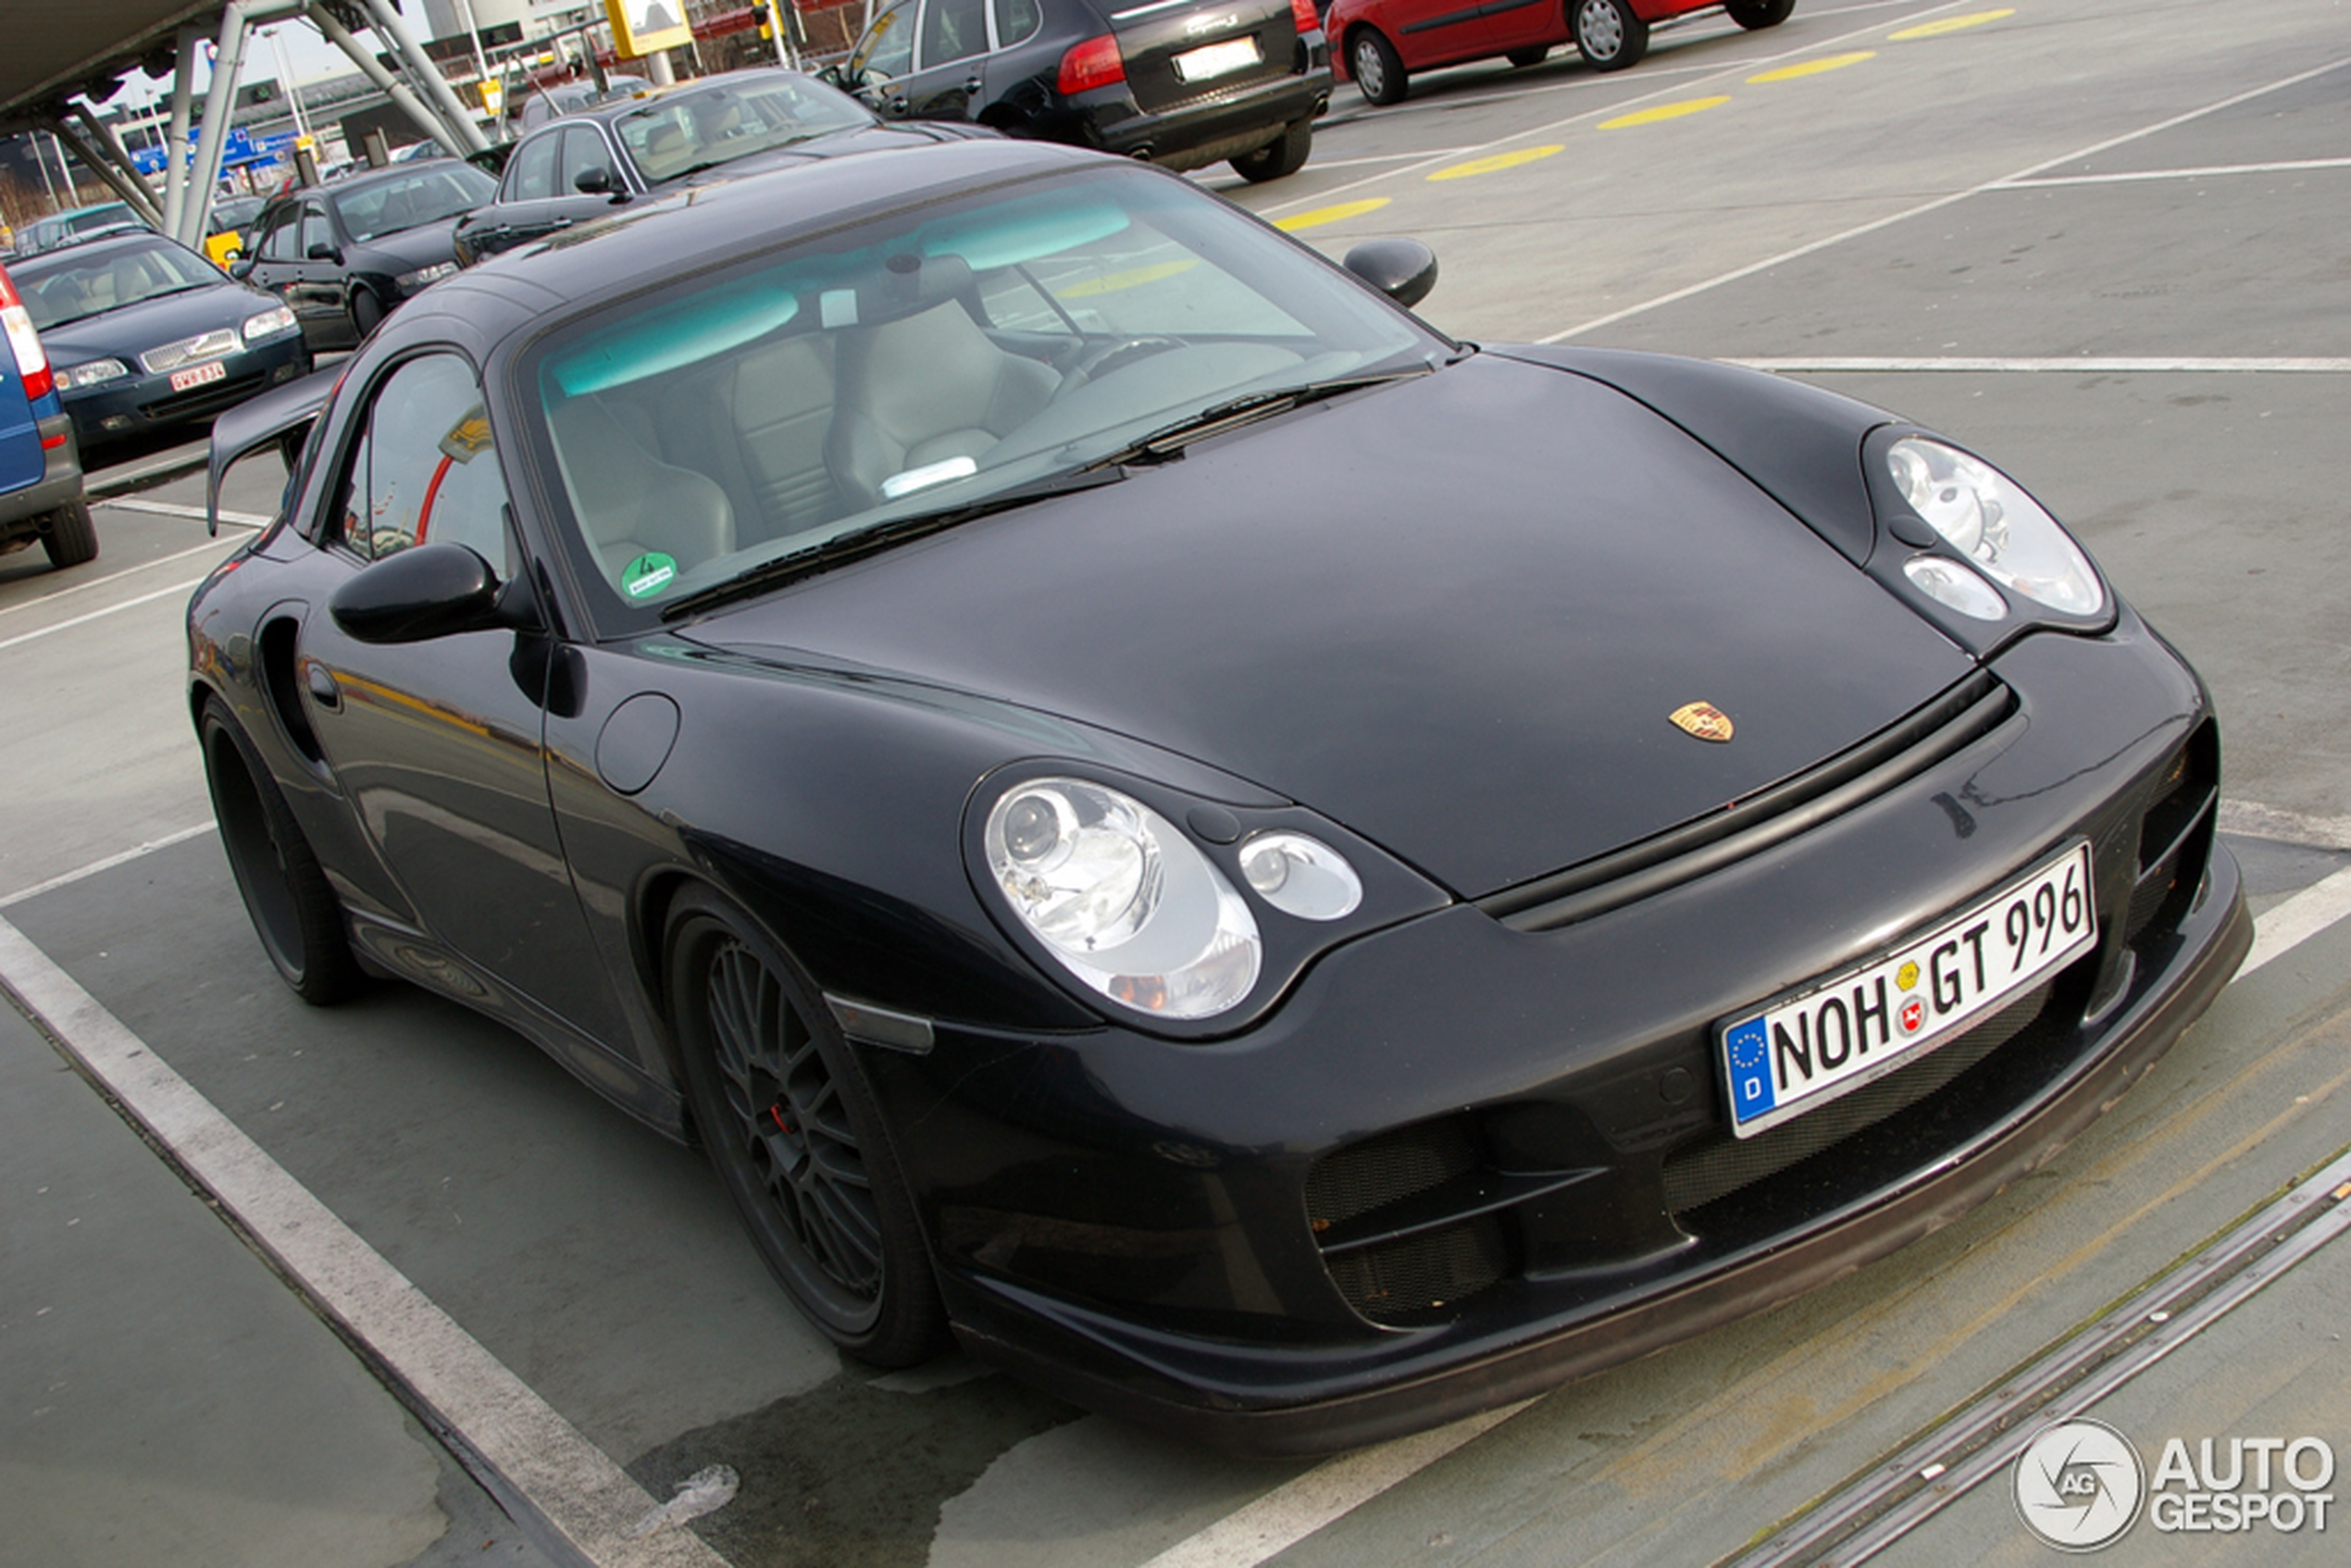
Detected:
left=1305, top=1118, right=1510, bottom=1326
left=1306, top=1119, right=1481, bottom=1232
left=1480, top=673, right=2017, bottom=933
left=1663, top=982, right=2054, bottom=1216
left=1322, top=1215, right=1510, bottom=1329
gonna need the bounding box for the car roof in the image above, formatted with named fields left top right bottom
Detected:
left=423, top=137, right=1115, bottom=349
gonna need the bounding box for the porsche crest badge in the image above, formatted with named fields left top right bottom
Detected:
left=1669, top=702, right=1735, bottom=742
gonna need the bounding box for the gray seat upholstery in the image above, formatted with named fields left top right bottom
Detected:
left=546, top=394, right=736, bottom=584
left=728, top=335, right=840, bottom=538
left=825, top=300, right=1059, bottom=508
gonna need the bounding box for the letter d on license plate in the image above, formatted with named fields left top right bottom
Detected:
left=1719, top=841, right=2096, bottom=1139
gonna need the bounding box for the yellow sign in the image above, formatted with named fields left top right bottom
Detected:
left=606, top=0, right=692, bottom=56
left=479, top=78, right=504, bottom=114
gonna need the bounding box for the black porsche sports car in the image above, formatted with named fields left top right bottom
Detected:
left=190, top=138, right=2247, bottom=1455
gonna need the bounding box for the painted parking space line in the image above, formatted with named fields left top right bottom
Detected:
left=102, top=495, right=272, bottom=528
left=0, top=823, right=217, bottom=910
left=1275, top=199, right=1394, bottom=231
left=2000, top=155, right=2351, bottom=187
left=1888, top=6, right=2013, bottom=40
left=1539, top=52, right=2351, bottom=342
left=0, top=536, right=238, bottom=623
left=0, top=914, right=732, bottom=1568
left=0, top=575, right=213, bottom=653
left=1723, top=356, right=2351, bottom=372
left=1426, top=145, right=1563, bottom=180
left=1598, top=96, right=1731, bottom=130
left=1748, top=50, right=1877, bottom=82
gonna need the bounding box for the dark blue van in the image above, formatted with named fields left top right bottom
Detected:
left=0, top=257, right=94, bottom=569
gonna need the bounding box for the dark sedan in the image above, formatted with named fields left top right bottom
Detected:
left=235, top=162, right=497, bottom=351
left=192, top=138, right=2245, bottom=1455
left=454, top=68, right=918, bottom=266
left=14, top=232, right=309, bottom=457
left=835, top=0, right=1330, bottom=180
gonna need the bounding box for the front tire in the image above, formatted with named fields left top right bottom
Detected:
left=1230, top=117, right=1313, bottom=182
left=1507, top=46, right=1550, bottom=67
left=350, top=288, right=385, bottom=341
left=40, top=499, right=98, bottom=568
left=667, top=891, right=947, bottom=1367
left=199, top=698, right=364, bottom=1004
left=1724, top=0, right=1795, bottom=27
left=1350, top=28, right=1409, bottom=106
left=1571, top=0, right=1648, bottom=70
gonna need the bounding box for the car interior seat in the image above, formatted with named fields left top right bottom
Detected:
left=546, top=392, right=737, bottom=584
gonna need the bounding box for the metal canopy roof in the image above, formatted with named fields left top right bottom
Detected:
left=1, top=0, right=226, bottom=125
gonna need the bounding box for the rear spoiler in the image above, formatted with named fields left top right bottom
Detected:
left=206, top=364, right=342, bottom=536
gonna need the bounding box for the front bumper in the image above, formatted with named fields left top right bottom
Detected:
left=61, top=332, right=312, bottom=450
left=859, top=612, right=2247, bottom=1455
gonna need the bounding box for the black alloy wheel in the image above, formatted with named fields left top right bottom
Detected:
left=199, top=698, right=364, bottom=1004
left=1350, top=28, right=1409, bottom=106
left=667, top=892, right=947, bottom=1366
left=1571, top=0, right=1648, bottom=69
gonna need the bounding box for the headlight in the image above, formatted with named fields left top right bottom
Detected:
left=242, top=305, right=298, bottom=343
left=56, top=358, right=131, bottom=389
left=1239, top=832, right=1362, bottom=921
left=395, top=262, right=458, bottom=292
left=984, top=777, right=1260, bottom=1020
left=1886, top=437, right=2103, bottom=616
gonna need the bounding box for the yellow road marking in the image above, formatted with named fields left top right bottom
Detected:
left=1275, top=198, right=1393, bottom=231
left=1890, top=7, right=2014, bottom=40
left=1598, top=96, right=1731, bottom=130
left=1748, top=50, right=1877, bottom=83
left=1055, top=259, right=1198, bottom=297
left=1425, top=144, right=1564, bottom=180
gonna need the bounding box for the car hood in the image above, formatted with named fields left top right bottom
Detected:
left=38, top=282, right=279, bottom=363
left=678, top=353, right=1975, bottom=897
left=354, top=217, right=464, bottom=270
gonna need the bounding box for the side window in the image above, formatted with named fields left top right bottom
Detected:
left=256, top=208, right=302, bottom=262
left=920, top=0, right=989, bottom=66
left=505, top=131, right=559, bottom=201
left=991, top=0, right=1041, bottom=48
left=333, top=355, right=515, bottom=570
left=556, top=127, right=613, bottom=193
left=855, top=2, right=916, bottom=80
left=298, top=204, right=334, bottom=260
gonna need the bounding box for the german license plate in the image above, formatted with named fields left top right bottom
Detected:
left=1718, top=841, right=2096, bottom=1139
left=1173, top=37, right=1260, bottom=82
left=170, top=359, right=227, bottom=392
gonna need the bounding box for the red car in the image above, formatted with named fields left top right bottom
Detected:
left=1329, top=0, right=1792, bottom=104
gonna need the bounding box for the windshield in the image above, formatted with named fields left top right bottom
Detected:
left=529, top=164, right=1445, bottom=628
left=330, top=166, right=496, bottom=241
left=614, top=75, right=877, bottom=183
left=19, top=240, right=228, bottom=330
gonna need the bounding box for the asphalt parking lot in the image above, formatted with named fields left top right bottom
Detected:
left=4, top=0, right=2348, bottom=1563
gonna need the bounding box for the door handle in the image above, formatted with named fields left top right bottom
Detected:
left=964, top=75, right=983, bottom=92
left=305, top=663, right=342, bottom=712
left=887, top=94, right=910, bottom=113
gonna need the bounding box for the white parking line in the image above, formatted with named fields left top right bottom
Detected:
left=1537, top=54, right=2351, bottom=342
left=0, top=824, right=218, bottom=910
left=2002, top=155, right=2351, bottom=186
left=0, top=536, right=241, bottom=621
left=0, top=576, right=212, bottom=653
left=1723, top=356, right=2351, bottom=373
left=102, top=495, right=272, bottom=528
left=0, top=915, right=732, bottom=1568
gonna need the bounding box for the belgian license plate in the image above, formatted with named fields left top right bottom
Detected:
left=1719, top=841, right=2096, bottom=1139
left=1174, top=37, right=1260, bottom=82
left=170, top=359, right=227, bottom=392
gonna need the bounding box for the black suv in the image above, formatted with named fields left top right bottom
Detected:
left=836, top=0, right=1330, bottom=181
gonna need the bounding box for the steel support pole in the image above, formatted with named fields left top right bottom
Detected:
left=358, top=0, right=490, bottom=153
left=161, top=27, right=204, bottom=236
left=53, top=111, right=164, bottom=229
left=305, top=3, right=470, bottom=159
left=180, top=1, right=252, bottom=247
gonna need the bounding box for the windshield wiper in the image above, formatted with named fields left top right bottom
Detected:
left=660, top=465, right=1125, bottom=619
left=1084, top=366, right=1434, bottom=472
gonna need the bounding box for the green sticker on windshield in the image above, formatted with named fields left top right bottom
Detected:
left=621, top=552, right=678, bottom=600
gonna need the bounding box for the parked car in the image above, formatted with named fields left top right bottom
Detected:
left=205, top=193, right=270, bottom=268
left=16, top=201, right=152, bottom=257
left=454, top=68, right=919, bottom=266
left=12, top=230, right=309, bottom=458
left=0, top=258, right=93, bottom=567
left=233, top=161, right=497, bottom=351
left=193, top=136, right=2245, bottom=1456
left=1331, top=0, right=1794, bottom=104
left=515, top=71, right=654, bottom=131
left=832, top=0, right=1331, bottom=181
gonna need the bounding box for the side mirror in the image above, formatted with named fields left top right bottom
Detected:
left=573, top=166, right=614, bottom=194
left=229, top=256, right=255, bottom=279
left=330, top=542, right=507, bottom=644
left=1342, top=238, right=1438, bottom=310
left=306, top=241, right=342, bottom=264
